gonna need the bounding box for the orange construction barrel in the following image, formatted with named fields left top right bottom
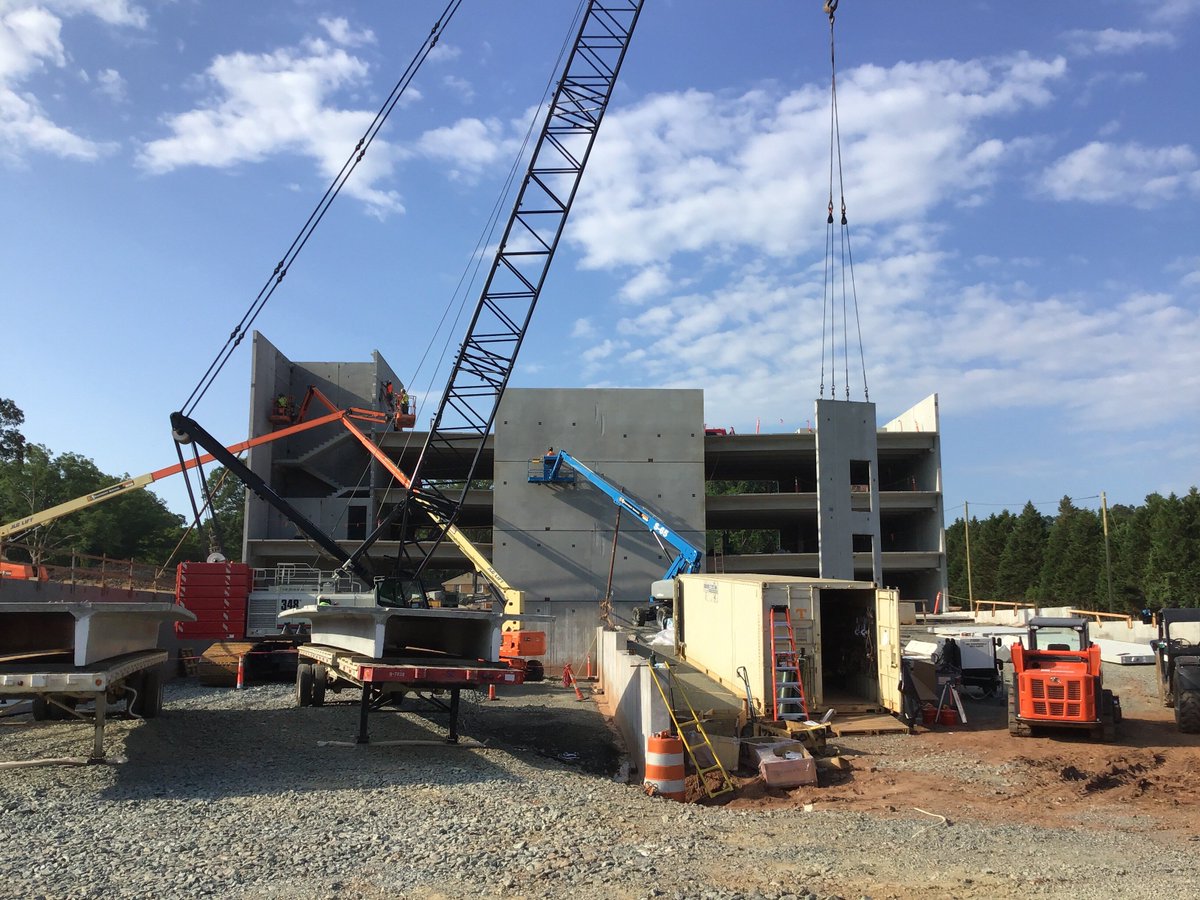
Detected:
left=644, top=731, right=686, bottom=801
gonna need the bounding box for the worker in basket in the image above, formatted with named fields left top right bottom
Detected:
left=400, top=389, right=410, bottom=415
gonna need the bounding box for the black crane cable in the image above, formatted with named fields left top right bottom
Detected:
left=820, top=0, right=870, bottom=402
left=179, top=0, right=465, bottom=418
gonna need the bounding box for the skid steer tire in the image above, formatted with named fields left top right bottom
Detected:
left=1008, top=686, right=1031, bottom=737
left=1176, top=688, right=1200, bottom=733
left=1095, top=690, right=1119, bottom=742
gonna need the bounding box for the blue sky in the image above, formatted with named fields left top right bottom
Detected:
left=1, top=0, right=1198, bottom=527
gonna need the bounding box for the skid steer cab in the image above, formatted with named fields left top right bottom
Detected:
left=1008, top=616, right=1121, bottom=742
left=1152, top=608, right=1200, bottom=733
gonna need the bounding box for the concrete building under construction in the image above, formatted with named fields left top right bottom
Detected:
left=242, top=333, right=947, bottom=664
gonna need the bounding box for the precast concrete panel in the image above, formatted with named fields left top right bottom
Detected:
left=494, top=389, right=705, bottom=667
left=244, top=333, right=402, bottom=569
left=815, top=399, right=882, bottom=584
left=245, top=333, right=291, bottom=562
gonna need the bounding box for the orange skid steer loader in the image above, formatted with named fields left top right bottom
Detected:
left=1008, top=616, right=1121, bottom=742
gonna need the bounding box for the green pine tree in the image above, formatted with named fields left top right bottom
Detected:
left=995, top=502, right=1047, bottom=602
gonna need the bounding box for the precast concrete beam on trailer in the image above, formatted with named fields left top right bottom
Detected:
left=0, top=602, right=194, bottom=667
left=279, top=605, right=501, bottom=661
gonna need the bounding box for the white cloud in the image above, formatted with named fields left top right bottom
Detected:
left=94, top=65, right=124, bottom=101
left=569, top=55, right=1066, bottom=273
left=619, top=266, right=671, bottom=302
left=139, top=38, right=404, bottom=216
left=0, top=6, right=64, bottom=80
left=1038, top=141, right=1200, bottom=208
left=1145, top=0, right=1200, bottom=25
left=38, top=0, right=146, bottom=28
left=1064, top=28, right=1175, bottom=56
left=319, top=16, right=374, bottom=48
left=535, top=49, right=1200, bottom=441
left=442, top=73, right=473, bottom=102
left=581, top=338, right=618, bottom=364
left=0, top=2, right=140, bottom=162
left=607, top=250, right=1200, bottom=438
left=570, top=318, right=594, bottom=339
left=414, top=115, right=518, bottom=180
left=427, top=42, right=461, bottom=64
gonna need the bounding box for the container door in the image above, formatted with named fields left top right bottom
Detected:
left=785, top=584, right=820, bottom=712
left=875, top=588, right=902, bottom=713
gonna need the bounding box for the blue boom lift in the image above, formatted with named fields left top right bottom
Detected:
left=530, top=450, right=703, bottom=628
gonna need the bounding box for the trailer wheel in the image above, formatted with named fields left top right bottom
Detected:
left=140, top=667, right=164, bottom=719
left=311, top=665, right=327, bottom=707
left=296, top=663, right=314, bottom=708
left=1177, top=688, right=1200, bottom=733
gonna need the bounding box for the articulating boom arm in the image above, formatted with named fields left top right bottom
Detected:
left=536, top=450, right=704, bottom=581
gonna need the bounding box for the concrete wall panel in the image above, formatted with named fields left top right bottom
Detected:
left=495, top=388, right=704, bottom=666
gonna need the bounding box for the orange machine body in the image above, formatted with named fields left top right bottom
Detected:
left=1011, top=641, right=1102, bottom=725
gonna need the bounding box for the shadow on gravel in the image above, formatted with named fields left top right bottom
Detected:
left=103, top=704, right=521, bottom=801
left=460, top=685, right=623, bottom=778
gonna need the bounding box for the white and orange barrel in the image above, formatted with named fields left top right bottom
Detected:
left=644, top=731, right=686, bottom=801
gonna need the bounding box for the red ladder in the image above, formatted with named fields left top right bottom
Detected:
left=769, top=606, right=810, bottom=721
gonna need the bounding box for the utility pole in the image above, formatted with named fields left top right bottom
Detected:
left=963, top=501, right=974, bottom=610
left=1101, top=491, right=1115, bottom=611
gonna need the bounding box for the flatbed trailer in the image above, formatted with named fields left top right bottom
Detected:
left=296, top=644, right=523, bottom=745
left=0, top=649, right=167, bottom=765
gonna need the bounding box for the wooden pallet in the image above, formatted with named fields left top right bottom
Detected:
left=196, top=641, right=256, bottom=686
left=829, top=713, right=910, bottom=736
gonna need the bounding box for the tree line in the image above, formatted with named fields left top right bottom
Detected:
left=946, top=491, right=1200, bottom=613
left=0, top=398, right=244, bottom=570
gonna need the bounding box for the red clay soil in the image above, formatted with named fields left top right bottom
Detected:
left=717, top=664, right=1200, bottom=841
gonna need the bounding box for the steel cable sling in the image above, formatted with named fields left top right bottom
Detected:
left=341, top=0, right=646, bottom=587
left=820, top=0, right=870, bottom=402
left=177, top=0, right=465, bottom=419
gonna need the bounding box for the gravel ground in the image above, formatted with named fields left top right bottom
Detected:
left=2, top=677, right=1198, bottom=900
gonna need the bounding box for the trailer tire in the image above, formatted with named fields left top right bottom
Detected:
left=523, top=659, right=545, bottom=682
left=296, top=663, right=314, bottom=708
left=1176, top=688, right=1200, bottom=733
left=141, top=667, right=163, bottom=719
left=311, top=665, right=327, bottom=707
left=130, top=667, right=164, bottom=718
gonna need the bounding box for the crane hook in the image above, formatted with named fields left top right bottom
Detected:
left=824, top=0, right=838, bottom=22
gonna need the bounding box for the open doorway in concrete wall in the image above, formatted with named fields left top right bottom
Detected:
left=818, top=587, right=881, bottom=712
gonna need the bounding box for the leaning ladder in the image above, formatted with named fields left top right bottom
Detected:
left=647, top=659, right=734, bottom=798
left=769, top=606, right=810, bottom=721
